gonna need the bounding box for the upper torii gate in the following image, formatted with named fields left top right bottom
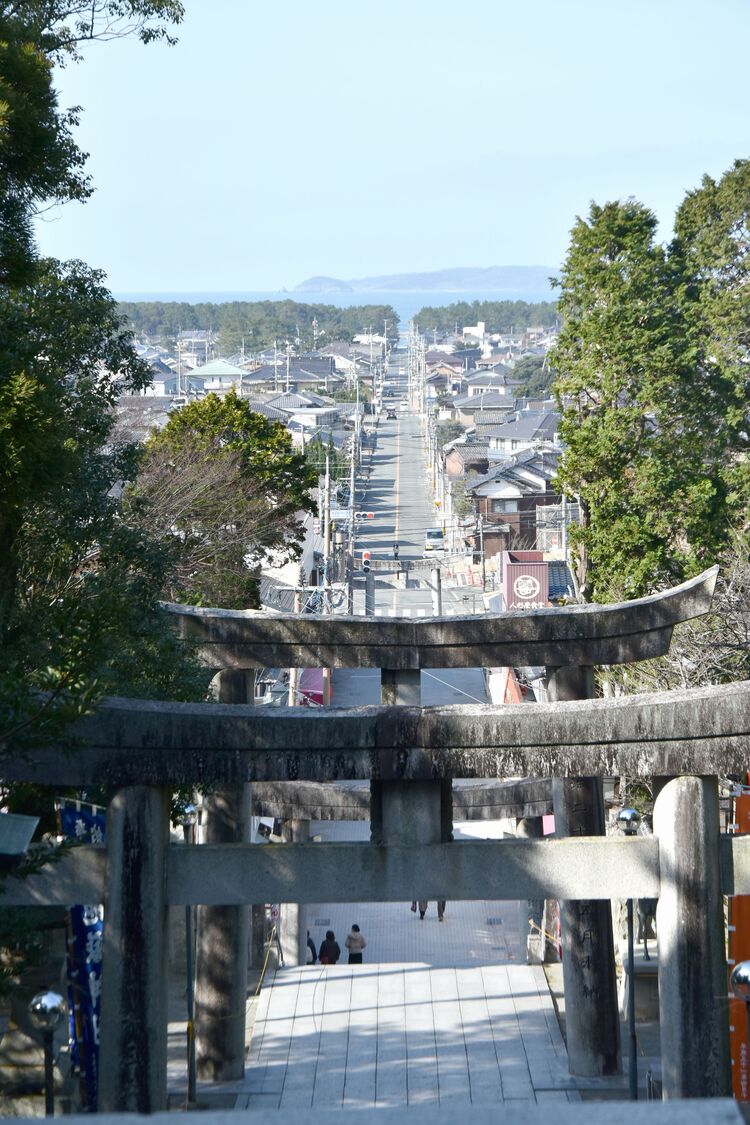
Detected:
left=7, top=566, right=750, bottom=1112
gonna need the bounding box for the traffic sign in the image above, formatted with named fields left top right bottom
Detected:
left=354, top=512, right=375, bottom=520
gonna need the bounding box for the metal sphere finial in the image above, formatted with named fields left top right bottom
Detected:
left=28, top=991, right=65, bottom=1032
left=731, top=961, right=750, bottom=1002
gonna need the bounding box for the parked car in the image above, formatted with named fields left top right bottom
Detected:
left=386, top=408, right=397, bottom=420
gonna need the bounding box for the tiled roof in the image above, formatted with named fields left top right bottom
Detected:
left=548, top=562, right=575, bottom=601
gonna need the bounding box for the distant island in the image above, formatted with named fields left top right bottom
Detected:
left=294, top=265, right=556, bottom=294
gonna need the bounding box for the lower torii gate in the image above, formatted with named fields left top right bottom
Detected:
left=7, top=566, right=750, bottom=1111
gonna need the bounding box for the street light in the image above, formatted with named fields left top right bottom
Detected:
left=618, top=806, right=641, bottom=1101
left=28, top=991, right=65, bottom=1116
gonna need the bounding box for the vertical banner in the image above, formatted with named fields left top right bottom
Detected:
left=729, top=788, right=750, bottom=1101
left=58, top=799, right=106, bottom=1111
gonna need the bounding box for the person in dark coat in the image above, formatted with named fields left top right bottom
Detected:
left=306, top=930, right=317, bottom=963
left=318, top=930, right=340, bottom=964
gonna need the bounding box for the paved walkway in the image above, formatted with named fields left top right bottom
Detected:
left=168, top=816, right=660, bottom=1107
left=232, top=833, right=584, bottom=1114
left=238, top=960, right=578, bottom=1110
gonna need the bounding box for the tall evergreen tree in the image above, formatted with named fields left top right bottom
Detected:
left=552, top=177, right=749, bottom=602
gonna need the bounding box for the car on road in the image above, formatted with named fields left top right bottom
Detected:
left=424, top=526, right=446, bottom=554
left=386, top=408, right=397, bottom=420
left=399, top=400, right=408, bottom=412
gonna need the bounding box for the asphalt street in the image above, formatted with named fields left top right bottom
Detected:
left=333, top=352, right=489, bottom=707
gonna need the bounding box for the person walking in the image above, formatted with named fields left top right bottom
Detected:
left=318, top=930, right=340, bottom=965
left=345, top=923, right=367, bottom=965
left=393, top=542, right=400, bottom=560
left=306, top=930, right=317, bottom=964
left=416, top=900, right=447, bottom=920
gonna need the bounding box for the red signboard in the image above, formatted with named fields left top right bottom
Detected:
left=729, top=788, right=750, bottom=1100
left=501, top=550, right=549, bottom=610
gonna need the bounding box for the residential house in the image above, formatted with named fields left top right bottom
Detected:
left=142, top=356, right=206, bottom=397
left=465, top=445, right=562, bottom=557
left=193, top=357, right=246, bottom=394
left=463, top=368, right=522, bottom=397
left=484, top=409, right=560, bottom=460
left=444, top=441, right=490, bottom=480
left=450, top=390, right=521, bottom=427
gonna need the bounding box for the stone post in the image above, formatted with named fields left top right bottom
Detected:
left=380, top=669, right=420, bottom=707
left=365, top=571, right=375, bottom=616
left=548, top=664, right=621, bottom=1077
left=431, top=566, right=443, bottom=615
left=195, top=669, right=253, bottom=1082
left=516, top=815, right=545, bottom=962
left=99, top=786, right=170, bottom=1113
left=279, top=819, right=311, bottom=966
left=372, top=672, right=452, bottom=901
left=654, top=775, right=731, bottom=1098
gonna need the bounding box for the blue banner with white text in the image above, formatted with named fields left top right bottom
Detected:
left=58, top=800, right=106, bottom=1112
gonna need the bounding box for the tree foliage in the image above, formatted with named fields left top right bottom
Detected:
left=0, top=1, right=195, bottom=756
left=551, top=172, right=750, bottom=602
left=118, top=298, right=400, bottom=354
left=600, top=534, right=750, bottom=695
left=413, top=299, right=558, bottom=335
left=512, top=353, right=556, bottom=398
left=127, top=392, right=318, bottom=608
left=0, top=2, right=183, bottom=285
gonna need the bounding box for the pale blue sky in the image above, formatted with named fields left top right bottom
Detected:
left=34, top=0, right=750, bottom=293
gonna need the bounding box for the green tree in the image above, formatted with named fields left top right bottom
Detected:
left=305, top=436, right=347, bottom=480
left=0, top=2, right=183, bottom=285
left=413, top=299, right=558, bottom=335
left=128, top=392, right=318, bottom=607
left=671, top=159, right=750, bottom=517
left=512, top=354, right=556, bottom=397
left=552, top=195, right=743, bottom=601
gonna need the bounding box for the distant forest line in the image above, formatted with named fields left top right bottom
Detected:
left=413, top=299, right=558, bottom=334
left=118, top=297, right=560, bottom=355
left=117, top=299, right=401, bottom=354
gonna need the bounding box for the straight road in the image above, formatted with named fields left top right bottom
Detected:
left=334, top=353, right=489, bottom=707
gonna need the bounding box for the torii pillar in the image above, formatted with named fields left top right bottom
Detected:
left=549, top=665, right=621, bottom=1077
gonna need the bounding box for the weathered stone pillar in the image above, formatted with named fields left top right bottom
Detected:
left=99, top=786, right=170, bottom=1112
left=431, top=566, right=442, bottom=615
left=654, top=775, right=730, bottom=1098
left=251, top=905, right=267, bottom=968
left=365, top=571, right=375, bottom=616
left=549, top=664, right=621, bottom=1077
left=517, top=815, right=545, bottom=962
left=380, top=668, right=420, bottom=706
left=195, top=669, right=253, bottom=1082
left=372, top=673, right=452, bottom=863
left=279, top=819, right=310, bottom=966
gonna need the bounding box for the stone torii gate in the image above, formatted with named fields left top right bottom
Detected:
left=7, top=566, right=750, bottom=1111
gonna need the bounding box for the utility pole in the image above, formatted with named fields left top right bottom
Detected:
left=561, top=493, right=568, bottom=562
left=479, top=513, right=486, bottom=590
left=287, top=588, right=302, bottom=706
left=322, top=455, right=332, bottom=706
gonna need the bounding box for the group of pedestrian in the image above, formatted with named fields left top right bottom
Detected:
left=307, top=924, right=367, bottom=965
left=411, top=899, right=446, bottom=921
